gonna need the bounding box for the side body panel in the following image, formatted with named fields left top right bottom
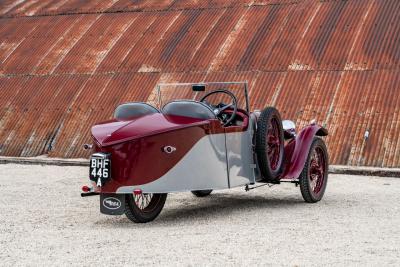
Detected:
left=96, top=125, right=207, bottom=192
left=280, top=125, right=328, bottom=180
left=117, top=129, right=256, bottom=193
left=91, top=112, right=255, bottom=193
left=117, top=133, right=228, bottom=193
left=93, top=118, right=230, bottom=193
left=225, top=114, right=257, bottom=187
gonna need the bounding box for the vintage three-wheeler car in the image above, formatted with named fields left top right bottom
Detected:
left=81, top=82, right=329, bottom=223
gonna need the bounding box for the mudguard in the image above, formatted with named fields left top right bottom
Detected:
left=100, top=193, right=125, bottom=215
left=280, top=124, right=328, bottom=180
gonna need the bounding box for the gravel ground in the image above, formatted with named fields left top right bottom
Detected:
left=0, top=164, right=399, bottom=266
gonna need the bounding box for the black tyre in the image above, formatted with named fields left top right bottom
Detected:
left=255, top=107, right=284, bottom=182
left=299, top=137, right=329, bottom=203
left=191, top=190, right=213, bottom=197
left=125, top=193, right=167, bottom=223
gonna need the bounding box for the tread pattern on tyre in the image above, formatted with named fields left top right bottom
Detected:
left=299, top=137, right=329, bottom=203
left=255, top=107, right=284, bottom=182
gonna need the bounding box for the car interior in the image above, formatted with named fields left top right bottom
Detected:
left=114, top=89, right=249, bottom=128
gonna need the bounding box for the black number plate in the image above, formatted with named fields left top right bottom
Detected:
left=89, top=153, right=111, bottom=186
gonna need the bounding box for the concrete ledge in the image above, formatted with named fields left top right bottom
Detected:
left=328, top=165, right=400, bottom=178
left=0, top=156, right=89, bottom=167
left=1, top=156, right=400, bottom=177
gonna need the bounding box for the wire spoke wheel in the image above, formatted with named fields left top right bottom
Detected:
left=255, top=107, right=284, bottom=182
left=309, top=148, right=326, bottom=194
left=267, top=118, right=281, bottom=171
left=125, top=193, right=167, bottom=223
left=134, top=193, right=153, bottom=211
left=299, top=137, right=329, bottom=203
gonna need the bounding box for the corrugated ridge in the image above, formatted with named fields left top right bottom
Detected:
left=0, top=0, right=300, bottom=18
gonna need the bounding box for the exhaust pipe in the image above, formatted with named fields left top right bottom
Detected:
left=81, top=185, right=99, bottom=197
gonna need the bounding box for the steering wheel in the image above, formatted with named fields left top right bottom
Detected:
left=200, top=89, right=238, bottom=126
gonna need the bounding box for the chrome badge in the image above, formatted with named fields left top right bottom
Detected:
left=102, top=197, right=122, bottom=210
left=163, top=146, right=177, bottom=154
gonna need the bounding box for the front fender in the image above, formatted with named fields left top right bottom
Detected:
left=280, top=124, right=328, bottom=180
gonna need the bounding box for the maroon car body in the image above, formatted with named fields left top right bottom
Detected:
left=82, top=82, right=329, bottom=223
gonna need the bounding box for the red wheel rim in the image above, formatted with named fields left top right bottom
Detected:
left=309, top=146, right=326, bottom=194
left=267, top=117, right=281, bottom=171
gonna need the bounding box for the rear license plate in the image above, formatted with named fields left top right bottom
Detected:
left=89, top=153, right=111, bottom=186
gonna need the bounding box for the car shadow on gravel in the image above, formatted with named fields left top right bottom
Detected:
left=94, top=193, right=306, bottom=227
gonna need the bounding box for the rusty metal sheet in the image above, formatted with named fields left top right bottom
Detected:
left=1, top=0, right=114, bottom=17
left=108, top=0, right=176, bottom=13
left=34, top=14, right=100, bottom=75
left=160, top=9, right=223, bottom=72
left=0, top=76, right=51, bottom=156
left=48, top=74, right=113, bottom=158
left=325, top=70, right=400, bottom=167
left=0, top=1, right=23, bottom=16
left=348, top=0, right=400, bottom=71
left=188, top=7, right=245, bottom=72
left=237, top=5, right=289, bottom=71
left=0, top=77, right=27, bottom=139
left=0, top=0, right=399, bottom=167
left=211, top=6, right=272, bottom=71
left=0, top=0, right=301, bottom=17
left=53, top=14, right=133, bottom=74
left=266, top=1, right=320, bottom=71
left=18, top=75, right=85, bottom=156
left=49, top=72, right=161, bottom=158
left=118, top=11, right=181, bottom=73
left=95, top=12, right=156, bottom=73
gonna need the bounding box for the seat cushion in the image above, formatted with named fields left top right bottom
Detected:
left=114, top=102, right=159, bottom=119
left=162, top=100, right=216, bottom=120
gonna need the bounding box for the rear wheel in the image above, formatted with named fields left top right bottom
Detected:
left=299, top=137, right=329, bottom=203
left=191, top=190, right=212, bottom=197
left=255, top=107, right=284, bottom=182
left=125, top=193, right=167, bottom=223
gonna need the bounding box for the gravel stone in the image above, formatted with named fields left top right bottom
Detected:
left=0, top=164, right=399, bottom=266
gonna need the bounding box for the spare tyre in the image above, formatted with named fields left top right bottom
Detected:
left=255, top=107, right=284, bottom=182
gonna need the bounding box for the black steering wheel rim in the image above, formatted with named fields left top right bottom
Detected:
left=200, top=89, right=238, bottom=126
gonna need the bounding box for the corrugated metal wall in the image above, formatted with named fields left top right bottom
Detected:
left=0, top=0, right=399, bottom=167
